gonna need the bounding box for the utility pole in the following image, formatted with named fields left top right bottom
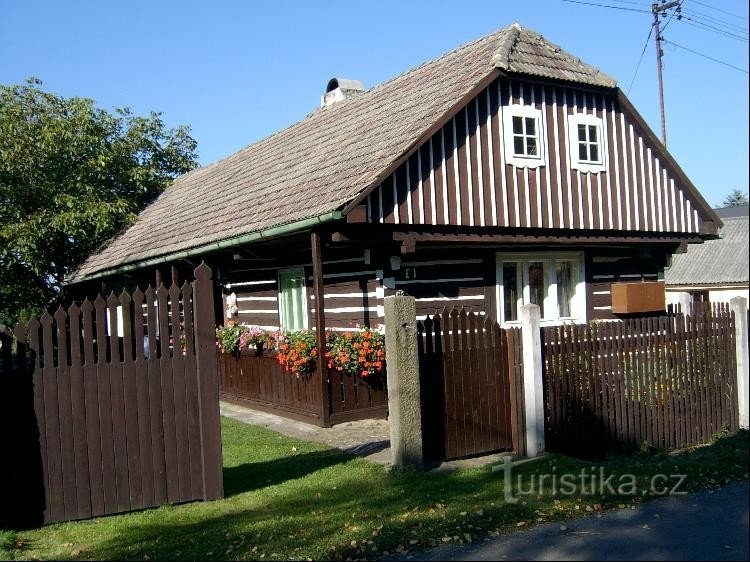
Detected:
left=652, top=0, right=681, bottom=147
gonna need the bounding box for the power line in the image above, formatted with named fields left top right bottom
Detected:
left=689, top=0, right=748, bottom=22
left=627, top=26, right=654, bottom=94
left=663, top=39, right=749, bottom=73
left=680, top=7, right=749, bottom=34
left=561, top=0, right=650, bottom=13
left=680, top=16, right=749, bottom=42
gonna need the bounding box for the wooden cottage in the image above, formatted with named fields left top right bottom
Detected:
left=67, top=24, right=721, bottom=424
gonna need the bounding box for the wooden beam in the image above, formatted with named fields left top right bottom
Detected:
left=391, top=231, right=704, bottom=246
left=310, top=231, right=330, bottom=427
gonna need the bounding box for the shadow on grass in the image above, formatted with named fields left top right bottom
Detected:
left=223, top=448, right=355, bottom=497
left=20, top=429, right=749, bottom=561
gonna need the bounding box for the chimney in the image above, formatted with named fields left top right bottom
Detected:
left=321, top=77, right=365, bottom=108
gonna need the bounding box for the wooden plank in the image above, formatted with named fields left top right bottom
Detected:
left=54, top=306, right=78, bottom=521
left=193, top=263, right=224, bottom=500
left=443, top=309, right=458, bottom=459
left=145, top=286, right=167, bottom=505
left=107, top=292, right=130, bottom=514
left=169, top=283, right=191, bottom=502
left=120, top=291, right=143, bottom=510
left=464, top=311, right=480, bottom=455
left=132, top=288, right=155, bottom=507
left=67, top=303, right=92, bottom=520
left=182, top=282, right=204, bottom=500
left=156, top=284, right=179, bottom=503
left=80, top=301, right=104, bottom=517
left=40, top=312, right=64, bottom=523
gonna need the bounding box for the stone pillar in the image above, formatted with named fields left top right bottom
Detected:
left=384, top=295, right=423, bottom=469
left=520, top=304, right=545, bottom=457
left=730, top=297, right=748, bottom=429
left=677, top=292, right=692, bottom=316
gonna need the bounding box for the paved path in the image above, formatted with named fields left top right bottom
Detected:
left=388, top=481, right=749, bottom=561
left=220, top=401, right=392, bottom=464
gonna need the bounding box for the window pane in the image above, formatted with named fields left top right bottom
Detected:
left=526, top=137, right=538, bottom=156
left=590, top=144, right=599, bottom=163
left=528, top=262, right=545, bottom=318
left=279, top=270, right=305, bottom=330
left=525, top=117, right=536, bottom=135
left=556, top=261, right=573, bottom=318
left=514, top=136, right=525, bottom=155
left=512, top=116, right=523, bottom=134
left=588, top=125, right=598, bottom=142
left=578, top=143, right=588, bottom=161
left=503, top=263, right=519, bottom=322
left=577, top=123, right=587, bottom=141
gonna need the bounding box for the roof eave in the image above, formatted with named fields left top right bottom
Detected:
left=66, top=210, right=344, bottom=285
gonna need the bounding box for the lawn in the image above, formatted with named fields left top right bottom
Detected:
left=2, top=418, right=748, bottom=561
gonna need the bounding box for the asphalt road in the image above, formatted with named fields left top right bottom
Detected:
left=386, top=480, right=749, bottom=561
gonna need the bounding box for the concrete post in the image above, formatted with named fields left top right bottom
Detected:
left=730, top=297, right=748, bottom=429
left=520, top=304, right=545, bottom=457
left=384, top=295, right=423, bottom=469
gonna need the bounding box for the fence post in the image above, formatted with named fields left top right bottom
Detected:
left=520, top=304, right=545, bottom=457
left=730, top=297, right=748, bottom=429
left=193, top=263, right=224, bottom=500
left=384, top=294, right=423, bottom=469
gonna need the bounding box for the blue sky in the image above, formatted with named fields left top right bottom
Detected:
left=1, top=0, right=747, bottom=207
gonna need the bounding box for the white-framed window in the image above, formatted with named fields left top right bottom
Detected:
left=502, top=105, right=546, bottom=168
left=495, top=252, right=586, bottom=326
left=278, top=268, right=308, bottom=330
left=567, top=113, right=607, bottom=173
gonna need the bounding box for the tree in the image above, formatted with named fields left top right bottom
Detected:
left=0, top=78, right=198, bottom=326
left=721, top=188, right=749, bottom=207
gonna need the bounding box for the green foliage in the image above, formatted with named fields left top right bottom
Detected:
left=0, top=78, right=198, bottom=326
left=721, top=188, right=749, bottom=207
left=215, top=324, right=248, bottom=355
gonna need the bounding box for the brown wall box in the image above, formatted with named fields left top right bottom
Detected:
left=610, top=281, right=666, bottom=314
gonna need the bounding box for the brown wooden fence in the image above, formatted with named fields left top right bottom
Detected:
left=218, top=352, right=388, bottom=426
left=417, top=309, right=524, bottom=463
left=0, top=264, right=223, bottom=527
left=542, top=304, right=739, bottom=456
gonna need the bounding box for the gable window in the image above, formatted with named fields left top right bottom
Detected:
left=496, top=252, right=586, bottom=326
left=568, top=114, right=607, bottom=173
left=502, top=105, right=546, bottom=168
left=278, top=268, right=308, bottom=331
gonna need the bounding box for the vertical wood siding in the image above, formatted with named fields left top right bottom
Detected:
left=366, top=78, right=704, bottom=234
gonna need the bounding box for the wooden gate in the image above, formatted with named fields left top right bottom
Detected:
left=417, top=309, right=524, bottom=462
left=0, top=263, right=223, bottom=527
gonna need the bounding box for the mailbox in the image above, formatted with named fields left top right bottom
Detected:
left=610, top=281, right=666, bottom=314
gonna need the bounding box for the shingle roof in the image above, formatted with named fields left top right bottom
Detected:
left=665, top=214, right=749, bottom=286
left=70, top=24, right=617, bottom=282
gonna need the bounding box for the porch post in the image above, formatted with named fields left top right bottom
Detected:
left=520, top=304, right=545, bottom=457
left=730, top=297, right=748, bottom=429
left=311, top=231, right=331, bottom=427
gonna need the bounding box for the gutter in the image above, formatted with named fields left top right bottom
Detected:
left=67, top=210, right=344, bottom=285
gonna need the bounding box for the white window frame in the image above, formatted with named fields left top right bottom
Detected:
left=567, top=113, right=607, bottom=174
left=277, top=267, right=309, bottom=331
left=495, top=252, right=586, bottom=326
left=502, top=104, right=547, bottom=169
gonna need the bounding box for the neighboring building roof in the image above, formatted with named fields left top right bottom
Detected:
left=68, top=24, right=620, bottom=282
left=665, top=213, right=749, bottom=287
left=714, top=204, right=749, bottom=219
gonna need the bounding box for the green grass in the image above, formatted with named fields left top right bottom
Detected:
left=2, top=419, right=748, bottom=561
